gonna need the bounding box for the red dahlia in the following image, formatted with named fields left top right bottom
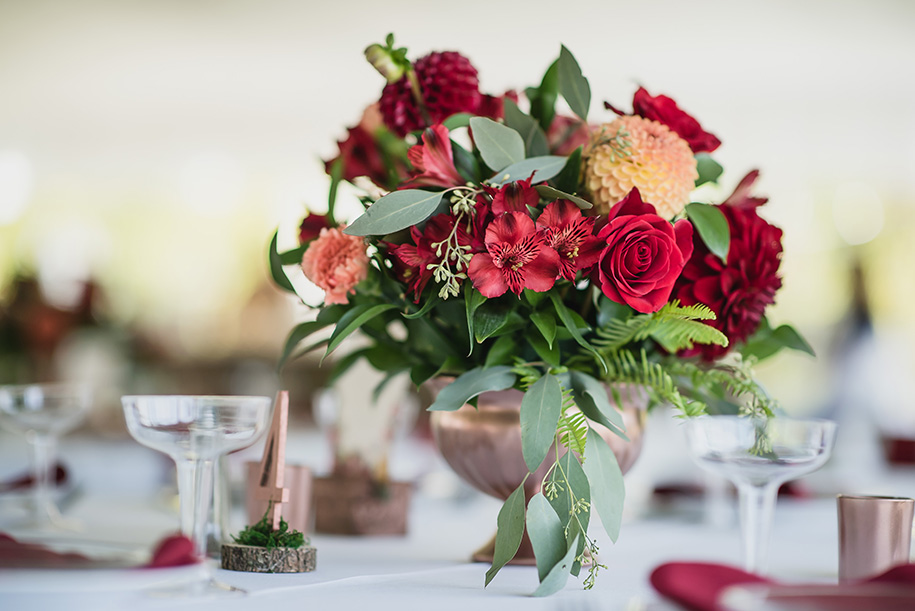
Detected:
left=674, top=172, right=783, bottom=360
left=380, top=51, right=483, bottom=137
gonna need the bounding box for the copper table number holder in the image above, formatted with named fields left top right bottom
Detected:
left=837, top=494, right=914, bottom=583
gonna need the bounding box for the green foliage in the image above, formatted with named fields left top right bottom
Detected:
left=582, top=429, right=624, bottom=543
left=232, top=509, right=306, bottom=549
left=526, top=493, right=567, bottom=582
left=427, top=366, right=516, bottom=412
left=502, top=98, right=550, bottom=158
left=593, top=300, right=728, bottom=354
left=485, top=479, right=527, bottom=586
left=556, top=385, right=588, bottom=457
left=344, top=189, right=444, bottom=237
left=741, top=317, right=815, bottom=361
left=557, top=45, right=590, bottom=121
left=534, top=185, right=593, bottom=210
left=695, top=154, right=724, bottom=186
left=469, top=116, right=526, bottom=172
left=268, top=231, right=296, bottom=294
left=520, top=372, right=564, bottom=472
left=666, top=356, right=779, bottom=419
left=686, top=202, right=731, bottom=262
left=602, top=348, right=705, bottom=417
left=527, top=59, right=559, bottom=131
left=488, top=156, right=567, bottom=186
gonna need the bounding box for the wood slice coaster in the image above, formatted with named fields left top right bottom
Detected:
left=220, top=543, right=316, bottom=573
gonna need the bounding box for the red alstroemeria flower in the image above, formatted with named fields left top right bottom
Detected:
left=391, top=213, right=469, bottom=302
left=605, top=87, right=721, bottom=154
left=536, top=200, right=603, bottom=281
left=468, top=212, right=560, bottom=298
left=485, top=177, right=540, bottom=215
left=401, top=124, right=464, bottom=189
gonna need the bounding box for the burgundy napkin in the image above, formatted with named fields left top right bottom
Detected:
left=650, top=561, right=915, bottom=611
left=0, top=532, right=198, bottom=569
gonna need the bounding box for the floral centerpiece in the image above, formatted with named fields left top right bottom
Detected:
left=270, top=35, right=812, bottom=595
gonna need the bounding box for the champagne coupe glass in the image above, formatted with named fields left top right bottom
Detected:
left=0, top=383, right=91, bottom=531
left=122, top=395, right=272, bottom=596
left=684, top=415, right=837, bottom=574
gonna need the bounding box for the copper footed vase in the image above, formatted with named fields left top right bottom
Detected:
left=429, top=382, right=647, bottom=565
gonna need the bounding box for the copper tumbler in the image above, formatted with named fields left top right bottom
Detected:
left=837, top=494, right=914, bottom=583
left=245, top=462, right=313, bottom=534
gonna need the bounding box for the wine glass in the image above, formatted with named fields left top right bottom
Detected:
left=122, top=395, right=272, bottom=596
left=0, top=383, right=91, bottom=531
left=684, top=415, right=837, bottom=574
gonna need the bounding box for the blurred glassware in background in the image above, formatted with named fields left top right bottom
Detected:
left=0, top=382, right=91, bottom=532
left=685, top=415, right=837, bottom=574
left=121, top=394, right=272, bottom=597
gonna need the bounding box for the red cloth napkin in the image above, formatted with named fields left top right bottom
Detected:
left=0, top=532, right=198, bottom=569
left=0, top=464, right=68, bottom=493
left=650, top=561, right=915, bottom=611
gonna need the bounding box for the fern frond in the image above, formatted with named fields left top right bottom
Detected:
left=594, top=300, right=728, bottom=353
left=666, top=355, right=777, bottom=418
left=602, top=348, right=706, bottom=417
left=511, top=361, right=541, bottom=391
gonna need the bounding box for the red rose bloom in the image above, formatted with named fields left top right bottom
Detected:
left=606, top=87, right=721, bottom=154
left=674, top=171, right=783, bottom=360
left=536, top=200, right=603, bottom=281
left=596, top=189, right=693, bottom=313
left=380, top=51, right=483, bottom=137
left=468, top=212, right=560, bottom=298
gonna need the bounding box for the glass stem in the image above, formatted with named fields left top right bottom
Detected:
left=175, top=457, right=215, bottom=559
left=28, top=432, right=59, bottom=522
left=738, top=482, right=778, bottom=574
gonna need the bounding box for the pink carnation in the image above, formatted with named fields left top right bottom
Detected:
left=301, top=227, right=369, bottom=305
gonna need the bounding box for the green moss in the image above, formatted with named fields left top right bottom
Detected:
left=232, top=508, right=307, bottom=549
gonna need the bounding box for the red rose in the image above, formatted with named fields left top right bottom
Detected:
left=674, top=171, right=783, bottom=360
left=605, top=87, right=721, bottom=154
left=596, top=189, right=694, bottom=313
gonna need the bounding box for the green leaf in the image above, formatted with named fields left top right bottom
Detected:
left=469, top=116, right=525, bottom=172
left=686, top=202, right=730, bottom=262
left=583, top=429, right=625, bottom=543
left=549, top=292, right=606, bottom=372
left=695, top=154, right=724, bottom=187
left=527, top=331, right=560, bottom=368
left=323, top=303, right=398, bottom=361
left=521, top=373, right=564, bottom=472
left=529, top=59, right=559, bottom=131
left=278, top=320, right=329, bottom=371
left=401, top=294, right=441, bottom=319
left=530, top=310, right=557, bottom=348
left=485, top=481, right=527, bottom=586
left=567, top=371, right=627, bottom=438
left=464, top=280, right=485, bottom=355
left=503, top=98, right=550, bottom=158
left=278, top=245, right=306, bottom=265
left=484, top=335, right=517, bottom=368
left=489, top=156, right=567, bottom=186
left=443, top=112, right=472, bottom=130
left=534, top=185, right=593, bottom=210
left=773, top=324, right=815, bottom=357
left=550, top=146, right=582, bottom=194
left=557, top=45, right=590, bottom=121
left=428, top=366, right=517, bottom=412
left=344, top=189, right=444, bottom=237
left=532, top=535, right=579, bottom=597
left=326, top=157, right=343, bottom=224
left=473, top=299, right=510, bottom=344
left=526, top=493, right=567, bottom=583
left=452, top=139, right=480, bottom=183
left=268, top=230, right=296, bottom=293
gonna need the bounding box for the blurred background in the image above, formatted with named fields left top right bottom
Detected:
left=1, top=0, right=914, bottom=480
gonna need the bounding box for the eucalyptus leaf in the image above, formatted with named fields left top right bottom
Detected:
left=269, top=230, right=296, bottom=293
left=489, top=156, right=566, bottom=186
left=534, top=185, right=593, bottom=210
left=686, top=202, right=730, bottom=263
left=344, top=190, right=444, bottom=237
left=526, top=494, right=567, bottom=582
left=469, top=116, right=525, bottom=172
left=443, top=112, right=473, bottom=130
left=323, top=303, right=398, bottom=361
left=521, top=372, right=564, bottom=472
left=529, top=60, right=559, bottom=131
left=503, top=98, right=550, bottom=158
left=695, top=154, right=724, bottom=187
left=428, top=366, right=517, bottom=412
left=485, top=481, right=527, bottom=586
left=550, top=146, right=582, bottom=194
left=549, top=292, right=607, bottom=372
left=532, top=535, right=579, bottom=597
left=568, top=371, right=627, bottom=438
left=557, top=45, right=590, bottom=121
left=582, top=429, right=625, bottom=543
